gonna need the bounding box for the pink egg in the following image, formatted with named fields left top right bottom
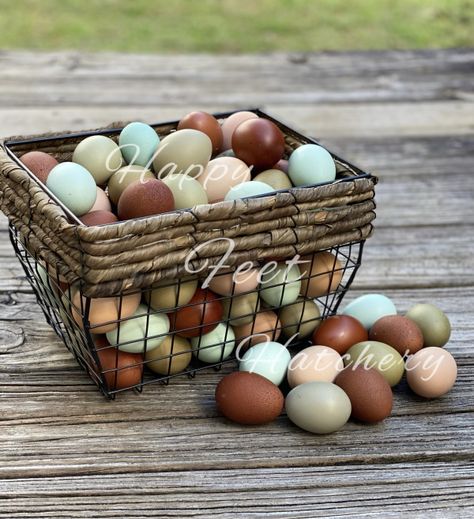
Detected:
left=208, top=266, right=260, bottom=296
left=198, top=157, right=251, bottom=203
left=90, top=186, right=112, bottom=212
left=221, top=111, right=259, bottom=150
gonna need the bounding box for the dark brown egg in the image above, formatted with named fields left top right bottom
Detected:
left=215, top=371, right=284, bottom=425
left=117, top=179, right=175, bottom=220
left=80, top=210, right=118, bottom=226
left=19, top=151, right=58, bottom=184
left=312, top=315, right=368, bottom=354
left=232, top=119, right=285, bottom=170
left=97, top=346, right=143, bottom=391
left=369, top=314, right=423, bottom=355
left=335, top=366, right=393, bottom=423
left=177, top=111, right=223, bottom=154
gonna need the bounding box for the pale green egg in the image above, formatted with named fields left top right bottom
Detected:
left=259, top=262, right=301, bottom=307
left=288, top=144, right=336, bottom=186
left=224, top=181, right=274, bottom=201
left=191, top=323, right=235, bottom=363
left=162, top=174, right=208, bottom=209
left=239, top=341, right=291, bottom=385
left=119, top=122, right=160, bottom=168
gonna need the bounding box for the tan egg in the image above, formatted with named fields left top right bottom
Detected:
left=280, top=297, right=321, bottom=338
left=300, top=252, right=343, bottom=298
left=144, top=278, right=198, bottom=312
left=107, top=165, right=155, bottom=205
left=162, top=174, right=208, bottom=209
left=71, top=289, right=141, bottom=334
left=145, top=335, right=192, bottom=375
left=198, top=157, right=251, bottom=203
left=234, top=310, right=281, bottom=350
left=90, top=186, right=112, bottom=212
left=253, top=169, right=293, bottom=190
left=287, top=345, right=344, bottom=388
left=207, top=266, right=260, bottom=296
left=223, top=292, right=260, bottom=327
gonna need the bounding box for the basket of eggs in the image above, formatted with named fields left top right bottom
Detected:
left=0, top=109, right=377, bottom=398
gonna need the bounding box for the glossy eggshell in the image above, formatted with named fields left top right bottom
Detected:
left=172, top=288, right=223, bottom=337
left=232, top=118, right=285, bottom=170
left=222, top=291, right=260, bottom=326
left=335, top=366, right=393, bottom=422
left=215, top=371, right=284, bottom=425
left=145, top=335, right=192, bottom=375
left=405, top=303, right=451, bottom=347
left=299, top=252, right=343, bottom=298
left=221, top=111, right=259, bottom=151
left=239, top=341, right=291, bottom=386
left=369, top=315, right=424, bottom=355
left=312, top=315, right=368, bottom=355
left=288, top=144, right=336, bottom=186
left=90, top=186, right=112, bottom=212
left=287, top=345, right=344, bottom=387
left=405, top=347, right=457, bottom=398
left=79, top=210, right=118, bottom=226
left=117, top=179, right=175, bottom=220
left=198, top=157, right=251, bottom=203
left=97, top=347, right=143, bottom=391
left=233, top=310, right=281, bottom=350
left=207, top=266, right=260, bottom=296
left=177, top=111, right=223, bottom=153
left=345, top=341, right=405, bottom=387
left=285, top=381, right=351, bottom=434
left=279, top=297, right=321, bottom=338
left=259, top=262, right=301, bottom=307
left=162, top=174, right=208, bottom=209
left=73, top=135, right=123, bottom=185
left=119, top=122, right=160, bottom=167
left=224, top=180, right=274, bottom=201
left=20, top=151, right=58, bottom=184
left=191, top=323, right=235, bottom=363
left=342, top=294, right=397, bottom=330
left=144, top=278, right=198, bottom=312
left=253, top=169, right=293, bottom=190
left=107, top=165, right=155, bottom=205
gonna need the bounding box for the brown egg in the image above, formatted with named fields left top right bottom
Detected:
left=369, top=315, right=423, bottom=355
left=145, top=335, right=192, bottom=375
left=177, top=111, right=223, bottom=154
left=221, top=111, right=258, bottom=150
left=312, top=315, right=368, bottom=355
left=232, top=119, right=285, bottom=170
left=300, top=252, right=343, bottom=298
left=279, top=297, right=321, bottom=338
left=19, top=151, right=58, bottom=184
left=97, top=346, right=143, bottom=391
left=107, top=165, right=155, bottom=205
left=233, top=310, right=281, bottom=350
left=335, top=366, right=393, bottom=423
left=80, top=210, right=118, bottom=226
left=207, top=266, right=260, bottom=296
left=117, top=179, right=175, bottom=220
left=144, top=278, right=198, bottom=311
left=215, top=371, right=284, bottom=425
left=222, top=291, right=260, bottom=326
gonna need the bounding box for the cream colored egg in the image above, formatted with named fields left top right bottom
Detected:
left=222, top=292, right=260, bottom=327
left=287, top=345, right=344, bottom=388
left=253, top=169, right=293, bottom=190
left=162, top=174, right=208, bottom=209
left=280, top=297, right=321, bottom=338
left=90, top=186, right=112, bottom=212
left=144, top=278, right=198, bottom=311
left=145, top=335, right=192, bottom=375
left=234, top=310, right=281, bottom=350
left=207, top=266, right=260, bottom=296
left=107, top=165, right=155, bottom=205
left=198, top=157, right=251, bottom=203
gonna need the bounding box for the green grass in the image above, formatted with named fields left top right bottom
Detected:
left=0, top=0, right=472, bottom=53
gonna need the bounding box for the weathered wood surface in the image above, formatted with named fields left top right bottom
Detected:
left=0, top=49, right=473, bottom=518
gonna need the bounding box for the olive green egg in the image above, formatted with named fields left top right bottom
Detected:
left=279, top=297, right=321, bottom=338
left=144, top=277, right=198, bottom=312
left=222, top=292, right=260, bottom=326
left=253, top=169, right=293, bottom=190
left=344, top=340, right=404, bottom=387
left=405, top=303, right=451, bottom=347
left=162, top=174, right=208, bottom=209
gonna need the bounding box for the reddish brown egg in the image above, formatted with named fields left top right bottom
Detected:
left=177, top=111, right=223, bottom=154
left=117, top=179, right=175, bottom=220
left=171, top=288, right=223, bottom=337
left=80, top=210, right=118, bottom=226
left=335, top=366, right=393, bottom=423
left=369, top=315, right=424, bottom=355
left=19, top=151, right=58, bottom=184
left=312, top=315, right=368, bottom=355
left=215, top=371, right=284, bottom=425
left=97, top=346, right=143, bottom=391
left=232, top=119, right=285, bottom=170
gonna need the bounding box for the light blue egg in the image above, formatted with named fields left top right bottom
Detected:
left=342, top=294, right=397, bottom=329
left=46, top=162, right=97, bottom=216
left=224, top=181, right=274, bottom=201
left=119, top=122, right=160, bottom=168
left=288, top=144, right=336, bottom=186
left=239, top=341, right=291, bottom=385
left=192, top=323, right=235, bottom=364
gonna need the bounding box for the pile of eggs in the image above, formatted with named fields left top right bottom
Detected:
left=19, top=111, right=338, bottom=225
left=216, top=295, right=458, bottom=434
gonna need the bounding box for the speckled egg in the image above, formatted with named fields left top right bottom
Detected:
left=369, top=315, right=424, bottom=355
left=107, top=165, right=155, bottom=205
left=19, top=151, right=58, bottom=184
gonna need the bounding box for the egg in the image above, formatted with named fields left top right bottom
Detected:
left=222, top=291, right=260, bottom=326
left=232, top=118, right=285, bottom=170
left=177, top=111, right=223, bottom=154
left=369, top=315, right=424, bottom=355
left=299, top=252, right=343, bottom=298
left=46, top=162, right=97, bottom=216
left=107, top=165, right=155, bottom=205
left=273, top=159, right=289, bottom=174
left=221, top=111, right=259, bottom=151
left=215, top=371, right=284, bottom=425
left=117, top=179, right=175, bottom=220
left=97, top=346, right=143, bottom=391
left=90, top=186, right=112, bottom=212
left=345, top=340, right=405, bottom=387
left=145, top=335, right=192, bottom=375
left=144, top=277, right=197, bottom=312
left=253, top=169, right=293, bottom=190
left=198, top=157, right=251, bottom=203
left=162, top=174, right=208, bottom=209
left=79, top=210, right=118, bottom=226
left=215, top=149, right=236, bottom=159
left=342, top=294, right=397, bottom=329
left=288, top=144, right=336, bottom=186
left=191, top=323, right=235, bottom=363
left=312, top=315, right=368, bottom=355
left=19, top=151, right=58, bottom=184
left=239, top=341, right=291, bottom=386
left=405, top=303, right=451, bottom=347
left=106, top=304, right=170, bottom=353
left=171, top=288, right=223, bottom=337
left=405, top=347, right=457, bottom=398
left=285, top=381, right=351, bottom=434
left=207, top=266, right=260, bottom=296
left=72, top=135, right=123, bottom=185
left=233, top=310, right=281, bottom=350
left=259, top=262, right=301, bottom=307
left=287, top=345, right=344, bottom=387
left=153, top=129, right=212, bottom=178
left=224, top=181, right=274, bottom=201
left=119, top=122, right=160, bottom=167
left=335, top=366, right=393, bottom=423
left=279, top=297, right=321, bottom=338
